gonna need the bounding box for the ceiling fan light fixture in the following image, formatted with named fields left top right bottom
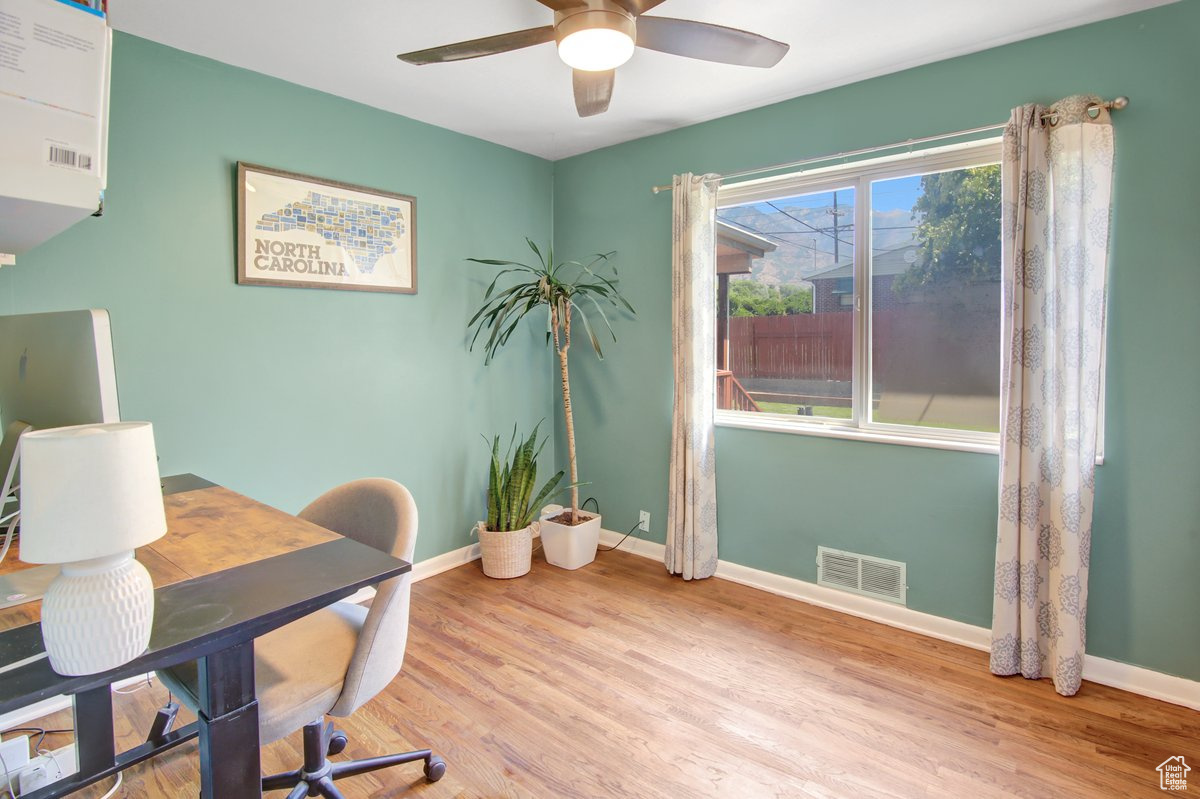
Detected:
left=556, top=9, right=635, bottom=72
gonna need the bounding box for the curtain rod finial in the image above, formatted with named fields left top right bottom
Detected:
left=1110, top=96, right=1129, bottom=111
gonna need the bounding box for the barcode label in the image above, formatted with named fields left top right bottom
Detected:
left=45, top=141, right=94, bottom=173
left=49, top=145, right=77, bottom=167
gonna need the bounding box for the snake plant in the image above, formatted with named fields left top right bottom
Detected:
left=469, top=238, right=634, bottom=523
left=485, top=423, right=565, bottom=533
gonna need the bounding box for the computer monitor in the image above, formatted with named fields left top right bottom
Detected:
left=0, top=309, right=120, bottom=431
left=0, top=310, right=121, bottom=595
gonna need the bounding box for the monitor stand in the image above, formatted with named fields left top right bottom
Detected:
left=0, top=564, right=59, bottom=610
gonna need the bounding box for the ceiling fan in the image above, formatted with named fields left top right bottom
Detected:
left=396, top=0, right=790, bottom=118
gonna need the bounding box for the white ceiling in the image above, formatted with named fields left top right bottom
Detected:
left=111, top=0, right=1174, bottom=160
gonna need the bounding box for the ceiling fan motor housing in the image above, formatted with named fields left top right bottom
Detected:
left=554, top=3, right=637, bottom=49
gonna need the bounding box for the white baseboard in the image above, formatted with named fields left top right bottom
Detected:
left=413, top=541, right=482, bottom=582
left=597, top=529, right=1200, bottom=711
left=343, top=541, right=482, bottom=605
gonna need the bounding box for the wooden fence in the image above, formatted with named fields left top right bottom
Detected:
left=727, top=313, right=852, bottom=381
left=726, top=308, right=1000, bottom=386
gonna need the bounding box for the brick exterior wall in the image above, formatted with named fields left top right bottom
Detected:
left=813, top=274, right=900, bottom=313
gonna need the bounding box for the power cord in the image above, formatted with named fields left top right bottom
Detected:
left=0, top=442, right=22, bottom=566
left=1, top=747, right=14, bottom=799
left=0, top=727, right=120, bottom=799
left=598, top=520, right=641, bottom=552
left=29, top=749, right=120, bottom=799
left=580, top=497, right=645, bottom=553
left=0, top=728, right=72, bottom=753
left=96, top=772, right=122, bottom=799
left=112, top=674, right=154, bottom=695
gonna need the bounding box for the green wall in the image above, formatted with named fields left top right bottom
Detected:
left=553, top=2, right=1200, bottom=680
left=4, top=7, right=1197, bottom=682
left=0, top=34, right=556, bottom=562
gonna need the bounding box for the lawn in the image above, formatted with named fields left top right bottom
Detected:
left=756, top=401, right=851, bottom=418
left=751, top=400, right=998, bottom=433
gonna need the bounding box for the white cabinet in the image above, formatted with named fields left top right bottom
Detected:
left=0, top=0, right=110, bottom=257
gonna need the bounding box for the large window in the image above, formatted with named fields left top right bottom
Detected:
left=714, top=141, right=1004, bottom=450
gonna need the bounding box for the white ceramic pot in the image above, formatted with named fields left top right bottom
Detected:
left=538, top=508, right=601, bottom=570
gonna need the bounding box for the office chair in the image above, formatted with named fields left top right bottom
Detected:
left=157, top=478, right=444, bottom=798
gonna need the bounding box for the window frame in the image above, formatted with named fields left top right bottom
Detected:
left=715, top=138, right=1008, bottom=453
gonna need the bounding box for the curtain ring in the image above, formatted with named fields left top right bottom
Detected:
left=1085, top=102, right=1102, bottom=120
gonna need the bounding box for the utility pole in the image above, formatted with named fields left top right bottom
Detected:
left=832, top=191, right=839, bottom=264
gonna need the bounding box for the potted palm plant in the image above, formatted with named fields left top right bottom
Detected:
left=477, top=423, right=564, bottom=579
left=468, top=239, right=634, bottom=570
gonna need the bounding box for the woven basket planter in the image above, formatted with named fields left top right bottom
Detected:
left=476, top=521, right=535, bottom=579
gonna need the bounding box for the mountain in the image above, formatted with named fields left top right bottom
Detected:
left=718, top=201, right=919, bottom=287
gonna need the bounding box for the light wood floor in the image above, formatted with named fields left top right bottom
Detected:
left=12, top=550, right=1197, bottom=798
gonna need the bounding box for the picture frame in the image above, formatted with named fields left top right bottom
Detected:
left=236, top=162, right=417, bottom=294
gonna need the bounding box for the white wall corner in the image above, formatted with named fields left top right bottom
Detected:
left=413, top=541, right=482, bottom=582
left=596, top=529, right=1200, bottom=711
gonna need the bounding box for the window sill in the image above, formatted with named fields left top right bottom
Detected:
left=715, top=412, right=1106, bottom=464
left=715, top=411, right=1000, bottom=456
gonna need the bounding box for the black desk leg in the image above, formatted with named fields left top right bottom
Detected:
left=74, top=686, right=116, bottom=777
left=198, top=641, right=261, bottom=799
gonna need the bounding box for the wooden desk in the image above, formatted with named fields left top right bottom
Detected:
left=0, top=475, right=410, bottom=799
left=0, top=474, right=341, bottom=630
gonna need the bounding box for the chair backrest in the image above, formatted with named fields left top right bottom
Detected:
left=297, top=478, right=418, bottom=717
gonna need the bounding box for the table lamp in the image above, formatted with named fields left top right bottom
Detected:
left=18, top=422, right=166, bottom=676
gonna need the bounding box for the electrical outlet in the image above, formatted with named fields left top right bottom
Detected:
left=638, top=510, right=650, bottom=533
left=18, top=743, right=76, bottom=794
left=0, top=734, right=31, bottom=796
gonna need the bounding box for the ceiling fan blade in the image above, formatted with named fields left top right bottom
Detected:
left=573, top=69, right=614, bottom=117
left=536, top=0, right=585, bottom=9
left=635, top=17, right=789, bottom=68
left=610, top=0, right=669, bottom=15
left=398, top=26, right=555, bottom=65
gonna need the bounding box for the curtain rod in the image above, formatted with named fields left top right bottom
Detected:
left=650, top=95, right=1129, bottom=194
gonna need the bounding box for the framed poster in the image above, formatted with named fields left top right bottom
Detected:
left=237, top=162, right=417, bottom=293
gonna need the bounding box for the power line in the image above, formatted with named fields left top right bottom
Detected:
left=763, top=201, right=855, bottom=251
left=717, top=218, right=820, bottom=253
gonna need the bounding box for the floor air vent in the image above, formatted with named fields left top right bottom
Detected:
left=817, top=547, right=907, bottom=605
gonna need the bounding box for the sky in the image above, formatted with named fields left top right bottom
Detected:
left=872, top=174, right=922, bottom=212
left=717, top=174, right=924, bottom=269
left=713, top=172, right=934, bottom=288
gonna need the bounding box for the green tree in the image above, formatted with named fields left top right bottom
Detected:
left=896, top=165, right=1001, bottom=292
left=782, top=286, right=813, bottom=315
left=728, top=280, right=812, bottom=317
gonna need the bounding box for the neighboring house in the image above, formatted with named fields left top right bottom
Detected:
left=717, top=220, right=778, bottom=276
left=807, top=241, right=924, bottom=313
left=716, top=221, right=777, bottom=369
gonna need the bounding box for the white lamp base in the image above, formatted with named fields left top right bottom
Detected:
left=40, top=551, right=154, bottom=676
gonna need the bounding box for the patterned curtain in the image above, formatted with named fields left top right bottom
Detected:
left=990, top=96, right=1114, bottom=696
left=666, top=173, right=721, bottom=580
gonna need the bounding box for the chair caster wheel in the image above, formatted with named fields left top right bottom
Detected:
left=327, top=730, right=348, bottom=756
left=424, top=755, right=446, bottom=782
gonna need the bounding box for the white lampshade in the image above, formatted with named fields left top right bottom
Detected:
left=19, top=422, right=166, bottom=564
